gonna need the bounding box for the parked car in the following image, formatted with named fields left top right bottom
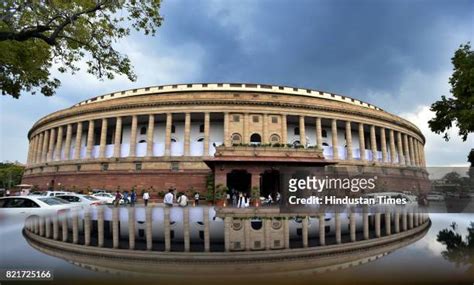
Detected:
left=29, top=191, right=72, bottom=197
left=55, top=194, right=104, bottom=208
left=426, top=193, right=445, bottom=201
left=0, top=196, right=75, bottom=222
left=91, top=192, right=116, bottom=204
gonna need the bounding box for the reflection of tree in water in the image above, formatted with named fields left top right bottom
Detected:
left=437, top=222, right=474, bottom=274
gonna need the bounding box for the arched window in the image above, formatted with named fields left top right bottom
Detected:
left=270, top=134, right=280, bottom=144
left=293, top=140, right=301, bottom=146
left=322, top=130, right=327, bottom=138
left=171, top=125, right=176, bottom=133
left=140, top=126, right=147, bottom=135
left=294, top=127, right=300, bottom=135
left=231, top=133, right=242, bottom=145
left=250, top=133, right=262, bottom=144
left=138, top=139, right=146, bottom=143
left=322, top=142, right=329, bottom=146
left=199, top=124, right=205, bottom=133
left=197, top=137, right=204, bottom=142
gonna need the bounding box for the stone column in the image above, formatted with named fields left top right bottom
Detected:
left=164, top=207, right=171, bottom=252
left=402, top=211, right=408, bottom=231
left=53, top=216, right=59, bottom=240
left=203, top=207, right=210, bottom=252
left=331, top=119, right=338, bottom=159
left=316, top=117, right=322, bottom=149
left=145, top=206, right=153, bottom=250
left=98, top=207, right=104, bottom=247
left=363, top=210, right=369, bottom=240
left=39, top=216, right=45, bottom=236
left=350, top=212, right=356, bottom=242
left=385, top=211, right=391, bottom=235
left=223, top=112, right=230, bottom=147
left=204, top=112, right=210, bottom=156
left=408, top=212, right=414, bottom=229
left=85, top=120, right=95, bottom=159
left=146, top=114, right=155, bottom=157
left=113, top=117, right=122, bottom=158
left=61, top=214, right=68, bottom=242
left=370, top=125, right=377, bottom=162
left=302, top=216, right=308, bottom=248
left=34, top=216, right=39, bottom=234
left=345, top=121, right=353, bottom=160
left=26, top=138, right=32, bottom=164
left=414, top=209, right=419, bottom=227
left=263, top=113, right=269, bottom=144
left=335, top=212, right=341, bottom=244
left=284, top=218, right=290, bottom=249
left=380, top=127, right=387, bottom=163
left=74, top=122, right=83, bottom=160
left=28, top=136, right=35, bottom=164
left=394, top=210, right=400, bottom=233
left=264, top=219, right=271, bottom=250
left=72, top=214, right=79, bottom=244
left=165, top=113, right=172, bottom=155
left=397, top=132, right=404, bottom=165
left=112, top=207, right=119, bottom=249
left=299, top=115, right=306, bottom=146
left=244, top=219, right=251, bottom=251
left=99, top=118, right=108, bottom=158
left=375, top=213, right=381, bottom=238
left=358, top=123, right=366, bottom=161
left=281, top=114, right=288, bottom=144
left=389, top=129, right=396, bottom=164
left=319, top=213, right=326, bottom=246
left=36, top=133, right=44, bottom=163
left=54, top=126, right=63, bottom=161
left=224, top=216, right=231, bottom=252
left=47, top=128, right=56, bottom=161
left=41, top=130, right=49, bottom=162
left=64, top=124, right=72, bottom=160
left=183, top=207, right=190, bottom=252
left=403, top=134, right=411, bottom=166
left=409, top=137, right=416, bottom=167
left=243, top=113, right=250, bottom=143
left=129, top=115, right=138, bottom=157
left=128, top=207, right=135, bottom=250
left=184, top=112, right=191, bottom=156
left=84, top=209, right=91, bottom=246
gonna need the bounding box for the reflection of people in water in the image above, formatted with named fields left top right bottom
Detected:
left=437, top=221, right=474, bottom=275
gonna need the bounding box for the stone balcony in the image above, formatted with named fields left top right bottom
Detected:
left=213, top=145, right=325, bottom=162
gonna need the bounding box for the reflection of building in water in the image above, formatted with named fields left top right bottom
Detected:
left=24, top=206, right=430, bottom=278
left=22, top=83, right=429, bottom=195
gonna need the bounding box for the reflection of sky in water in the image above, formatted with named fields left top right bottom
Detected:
left=0, top=214, right=472, bottom=283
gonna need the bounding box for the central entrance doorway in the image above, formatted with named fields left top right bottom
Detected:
left=226, top=170, right=251, bottom=194
left=261, top=169, right=280, bottom=200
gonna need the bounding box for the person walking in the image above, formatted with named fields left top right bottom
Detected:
left=123, top=191, right=129, bottom=206
left=164, top=188, right=174, bottom=207
left=194, top=192, right=200, bottom=206
left=143, top=190, right=150, bottom=207
left=177, top=193, right=188, bottom=207
left=130, top=189, right=137, bottom=207
left=114, top=191, right=122, bottom=207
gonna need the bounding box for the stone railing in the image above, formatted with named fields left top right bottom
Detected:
left=214, top=145, right=324, bottom=160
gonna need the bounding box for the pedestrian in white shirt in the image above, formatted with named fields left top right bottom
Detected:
left=143, top=191, right=150, bottom=207
left=177, top=193, right=188, bottom=207
left=164, top=189, right=174, bottom=207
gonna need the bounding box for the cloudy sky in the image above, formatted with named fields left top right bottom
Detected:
left=1, top=0, right=473, bottom=166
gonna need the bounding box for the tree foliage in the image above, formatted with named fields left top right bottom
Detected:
left=0, top=162, right=24, bottom=188
left=0, top=0, right=162, bottom=98
left=428, top=43, right=474, bottom=141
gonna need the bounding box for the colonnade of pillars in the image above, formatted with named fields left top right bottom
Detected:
left=27, top=113, right=426, bottom=168
left=25, top=207, right=428, bottom=252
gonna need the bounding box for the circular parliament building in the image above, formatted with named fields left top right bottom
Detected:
left=23, top=83, right=429, bottom=194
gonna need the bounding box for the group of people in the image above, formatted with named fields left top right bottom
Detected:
left=163, top=188, right=200, bottom=207
left=229, top=190, right=281, bottom=208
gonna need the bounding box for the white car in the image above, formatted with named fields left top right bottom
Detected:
left=92, top=193, right=116, bottom=204
left=29, top=191, right=72, bottom=197
left=427, top=193, right=445, bottom=201
left=0, top=196, right=75, bottom=223
left=56, top=194, right=104, bottom=208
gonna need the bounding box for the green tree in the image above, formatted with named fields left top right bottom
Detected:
left=1, top=0, right=162, bottom=98
left=428, top=43, right=474, bottom=141
left=0, top=163, right=25, bottom=188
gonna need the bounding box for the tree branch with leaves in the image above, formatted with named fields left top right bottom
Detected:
left=0, top=0, right=163, bottom=98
